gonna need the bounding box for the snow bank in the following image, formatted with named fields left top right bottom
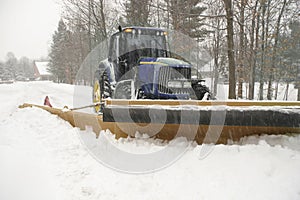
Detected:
left=0, top=81, right=300, bottom=200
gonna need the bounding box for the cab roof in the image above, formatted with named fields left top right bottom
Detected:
left=112, top=26, right=166, bottom=36
left=122, top=26, right=165, bottom=32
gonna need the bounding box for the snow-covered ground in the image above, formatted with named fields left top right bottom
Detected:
left=0, top=81, right=300, bottom=200
left=204, top=78, right=299, bottom=101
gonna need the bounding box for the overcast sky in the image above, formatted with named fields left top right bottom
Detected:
left=0, top=0, right=61, bottom=61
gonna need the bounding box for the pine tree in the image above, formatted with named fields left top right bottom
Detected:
left=16, top=57, right=33, bottom=79
left=0, top=62, right=5, bottom=80
left=48, top=19, right=68, bottom=83
left=167, top=0, right=207, bottom=39
left=5, top=52, right=18, bottom=80
left=123, top=0, right=151, bottom=26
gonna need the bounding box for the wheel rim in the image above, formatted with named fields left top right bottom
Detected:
left=93, top=80, right=101, bottom=113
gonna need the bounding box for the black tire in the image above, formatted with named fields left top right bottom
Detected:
left=101, top=71, right=112, bottom=98
left=93, top=71, right=111, bottom=113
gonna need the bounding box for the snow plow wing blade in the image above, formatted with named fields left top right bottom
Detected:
left=103, top=100, right=300, bottom=144
left=19, top=100, right=300, bottom=144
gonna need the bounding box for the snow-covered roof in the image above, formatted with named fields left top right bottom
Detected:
left=35, top=61, right=51, bottom=76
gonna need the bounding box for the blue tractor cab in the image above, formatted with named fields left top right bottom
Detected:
left=93, top=27, right=210, bottom=112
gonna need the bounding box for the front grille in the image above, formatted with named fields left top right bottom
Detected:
left=158, top=66, right=170, bottom=93
left=158, top=66, right=191, bottom=94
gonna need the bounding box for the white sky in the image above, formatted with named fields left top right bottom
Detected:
left=0, top=0, right=61, bottom=61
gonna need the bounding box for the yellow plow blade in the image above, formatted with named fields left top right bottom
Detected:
left=19, top=100, right=300, bottom=144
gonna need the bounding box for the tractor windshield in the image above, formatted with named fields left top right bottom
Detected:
left=120, top=28, right=168, bottom=58
left=109, top=28, right=170, bottom=81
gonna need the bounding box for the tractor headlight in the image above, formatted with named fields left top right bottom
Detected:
left=168, top=81, right=182, bottom=88
left=183, top=81, right=191, bottom=88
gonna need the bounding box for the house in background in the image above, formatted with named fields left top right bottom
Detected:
left=33, top=61, right=53, bottom=80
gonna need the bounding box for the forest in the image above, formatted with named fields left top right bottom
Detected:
left=2, top=0, right=299, bottom=100
left=0, top=52, right=34, bottom=82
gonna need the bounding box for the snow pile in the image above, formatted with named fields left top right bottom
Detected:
left=0, top=81, right=300, bottom=200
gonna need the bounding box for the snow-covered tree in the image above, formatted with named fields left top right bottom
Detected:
left=165, top=0, right=208, bottom=40
left=17, top=57, right=34, bottom=79
left=123, top=0, right=151, bottom=26
left=48, top=19, right=69, bottom=83
left=5, top=52, right=18, bottom=80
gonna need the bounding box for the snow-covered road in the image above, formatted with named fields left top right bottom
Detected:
left=0, top=81, right=300, bottom=200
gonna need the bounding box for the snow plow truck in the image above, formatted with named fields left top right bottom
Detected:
left=19, top=26, right=300, bottom=144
